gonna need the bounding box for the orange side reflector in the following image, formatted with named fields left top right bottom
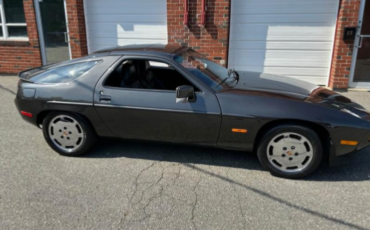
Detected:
left=340, top=140, right=358, bottom=146
left=232, top=128, right=247, bottom=133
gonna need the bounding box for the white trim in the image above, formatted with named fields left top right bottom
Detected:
left=63, top=0, right=72, bottom=60
left=82, top=0, right=90, bottom=54
left=349, top=0, right=368, bottom=88
left=33, top=0, right=72, bottom=65
left=5, top=23, right=27, bottom=26
left=0, top=0, right=9, bottom=38
left=0, top=0, right=28, bottom=40
left=0, top=37, right=29, bottom=41
left=33, top=0, right=47, bottom=65
left=47, top=101, right=93, bottom=106
left=326, top=0, right=341, bottom=87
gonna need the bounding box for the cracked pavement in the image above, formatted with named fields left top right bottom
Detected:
left=1, top=76, right=370, bottom=230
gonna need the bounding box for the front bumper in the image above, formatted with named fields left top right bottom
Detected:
left=329, top=132, right=370, bottom=167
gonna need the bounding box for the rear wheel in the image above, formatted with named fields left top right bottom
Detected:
left=257, top=124, right=322, bottom=179
left=43, top=112, right=97, bottom=156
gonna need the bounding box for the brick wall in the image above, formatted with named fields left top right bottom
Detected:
left=167, top=0, right=231, bottom=66
left=0, top=0, right=42, bottom=74
left=66, top=0, right=88, bottom=58
left=329, top=0, right=361, bottom=89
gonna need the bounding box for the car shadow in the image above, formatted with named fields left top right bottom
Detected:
left=84, top=138, right=370, bottom=182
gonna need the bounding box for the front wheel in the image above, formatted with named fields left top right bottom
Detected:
left=257, top=124, right=322, bottom=179
left=43, top=112, right=97, bottom=156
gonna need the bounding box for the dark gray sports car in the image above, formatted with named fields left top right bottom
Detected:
left=15, top=44, right=370, bottom=179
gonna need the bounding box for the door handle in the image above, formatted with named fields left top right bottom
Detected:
left=99, top=95, right=111, bottom=102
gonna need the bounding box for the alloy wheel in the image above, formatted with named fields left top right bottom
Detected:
left=267, top=132, right=314, bottom=173
left=48, top=115, right=85, bottom=152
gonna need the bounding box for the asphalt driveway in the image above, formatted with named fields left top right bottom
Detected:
left=1, top=76, right=370, bottom=230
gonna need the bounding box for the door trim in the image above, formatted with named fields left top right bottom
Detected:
left=349, top=0, right=369, bottom=88
left=33, top=0, right=72, bottom=65
left=94, top=103, right=219, bottom=115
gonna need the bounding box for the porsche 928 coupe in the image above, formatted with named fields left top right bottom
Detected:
left=15, top=44, right=370, bottom=179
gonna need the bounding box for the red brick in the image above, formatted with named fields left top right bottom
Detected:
left=329, top=0, right=361, bottom=89
left=167, top=0, right=231, bottom=66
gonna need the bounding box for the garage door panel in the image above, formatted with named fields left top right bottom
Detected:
left=86, top=7, right=165, bottom=15
left=86, top=0, right=161, bottom=7
left=229, top=41, right=333, bottom=51
left=89, top=37, right=168, bottom=45
left=88, top=15, right=165, bottom=23
left=87, top=23, right=167, bottom=31
left=229, top=0, right=339, bottom=85
left=232, top=0, right=338, bottom=7
left=230, top=25, right=335, bottom=41
left=89, top=38, right=167, bottom=47
left=85, top=0, right=167, bottom=53
left=232, top=4, right=338, bottom=15
left=88, top=26, right=167, bottom=39
left=229, top=50, right=332, bottom=68
left=231, top=14, right=336, bottom=24
left=262, top=67, right=329, bottom=77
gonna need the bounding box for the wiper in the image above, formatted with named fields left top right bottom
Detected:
left=215, top=69, right=239, bottom=88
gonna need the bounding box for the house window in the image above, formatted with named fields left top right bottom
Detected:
left=0, top=0, right=28, bottom=40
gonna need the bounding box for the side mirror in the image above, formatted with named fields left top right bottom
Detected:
left=176, top=85, right=196, bottom=103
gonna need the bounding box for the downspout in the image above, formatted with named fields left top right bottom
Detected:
left=200, top=0, right=206, bottom=26
left=184, top=0, right=189, bottom=26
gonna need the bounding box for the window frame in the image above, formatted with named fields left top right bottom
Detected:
left=102, top=56, right=205, bottom=94
left=0, top=0, right=28, bottom=41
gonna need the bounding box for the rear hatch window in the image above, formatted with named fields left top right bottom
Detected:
left=23, top=61, right=100, bottom=84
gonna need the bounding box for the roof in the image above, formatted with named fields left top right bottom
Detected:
left=93, top=44, right=188, bottom=56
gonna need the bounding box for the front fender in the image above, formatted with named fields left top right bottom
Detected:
left=215, top=93, right=370, bottom=160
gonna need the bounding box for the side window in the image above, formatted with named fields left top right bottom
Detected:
left=104, top=59, right=200, bottom=91
left=28, top=61, right=100, bottom=84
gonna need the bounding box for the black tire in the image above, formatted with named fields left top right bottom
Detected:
left=42, top=111, right=97, bottom=156
left=257, top=124, right=322, bottom=179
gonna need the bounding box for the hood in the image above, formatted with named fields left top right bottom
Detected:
left=231, top=71, right=319, bottom=98
left=219, top=71, right=370, bottom=120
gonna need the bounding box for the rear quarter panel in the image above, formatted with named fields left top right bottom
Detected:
left=15, top=56, right=120, bottom=137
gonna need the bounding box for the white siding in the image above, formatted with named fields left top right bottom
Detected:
left=229, top=0, right=339, bottom=85
left=84, top=0, right=168, bottom=53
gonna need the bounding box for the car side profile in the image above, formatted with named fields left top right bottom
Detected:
left=15, top=44, right=370, bottom=179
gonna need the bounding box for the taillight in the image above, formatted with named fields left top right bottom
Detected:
left=21, top=111, right=33, bottom=118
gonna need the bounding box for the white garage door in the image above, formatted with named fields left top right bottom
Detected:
left=228, top=0, right=340, bottom=85
left=84, top=0, right=168, bottom=53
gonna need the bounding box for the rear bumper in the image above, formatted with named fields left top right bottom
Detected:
left=14, top=98, right=42, bottom=127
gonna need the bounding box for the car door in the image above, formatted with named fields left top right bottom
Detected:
left=93, top=56, right=221, bottom=146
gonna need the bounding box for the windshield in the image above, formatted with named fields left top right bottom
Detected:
left=174, top=50, right=236, bottom=90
